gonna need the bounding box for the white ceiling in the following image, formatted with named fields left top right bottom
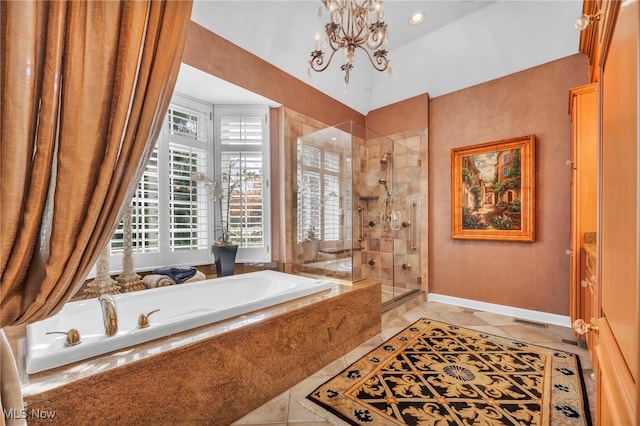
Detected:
left=175, top=0, right=584, bottom=114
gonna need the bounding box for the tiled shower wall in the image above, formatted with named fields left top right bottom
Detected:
left=353, top=134, right=421, bottom=292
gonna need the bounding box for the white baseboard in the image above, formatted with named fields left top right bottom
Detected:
left=427, top=293, right=571, bottom=328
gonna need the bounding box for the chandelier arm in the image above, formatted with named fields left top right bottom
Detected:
left=327, top=31, right=341, bottom=52
left=357, top=45, right=389, bottom=71
left=353, top=21, right=369, bottom=44
left=365, top=22, right=386, bottom=50
left=309, top=48, right=340, bottom=72
left=354, top=7, right=370, bottom=41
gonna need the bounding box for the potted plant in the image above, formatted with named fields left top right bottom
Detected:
left=191, top=168, right=238, bottom=276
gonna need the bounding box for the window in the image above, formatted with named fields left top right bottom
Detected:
left=167, top=139, right=208, bottom=252
left=297, top=141, right=342, bottom=243
left=503, top=166, right=510, bottom=177
left=104, top=98, right=270, bottom=274
left=502, top=153, right=510, bottom=163
left=109, top=149, right=160, bottom=255
left=215, top=106, right=271, bottom=262
left=107, top=94, right=213, bottom=272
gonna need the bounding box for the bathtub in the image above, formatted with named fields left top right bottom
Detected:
left=305, top=258, right=352, bottom=273
left=26, top=270, right=332, bottom=374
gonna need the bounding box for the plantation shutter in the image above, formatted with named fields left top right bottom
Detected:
left=296, top=142, right=342, bottom=243
left=215, top=106, right=270, bottom=262
left=110, top=148, right=160, bottom=255
left=105, top=94, right=213, bottom=273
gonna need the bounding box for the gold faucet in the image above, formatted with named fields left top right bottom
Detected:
left=98, top=294, right=118, bottom=336
left=46, top=329, right=81, bottom=346
left=137, top=309, right=160, bottom=329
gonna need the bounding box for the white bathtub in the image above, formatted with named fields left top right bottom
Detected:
left=305, top=258, right=352, bottom=273
left=26, top=271, right=332, bottom=374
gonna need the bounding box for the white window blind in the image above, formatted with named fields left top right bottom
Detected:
left=106, top=94, right=213, bottom=273
left=168, top=106, right=207, bottom=143
left=221, top=152, right=265, bottom=248
left=220, top=116, right=263, bottom=146
left=215, top=106, right=270, bottom=263
left=168, top=143, right=208, bottom=251
left=104, top=98, right=271, bottom=274
left=298, top=170, right=321, bottom=241
left=110, top=149, right=160, bottom=254
left=296, top=141, right=342, bottom=243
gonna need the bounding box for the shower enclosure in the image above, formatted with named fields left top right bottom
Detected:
left=293, top=121, right=421, bottom=305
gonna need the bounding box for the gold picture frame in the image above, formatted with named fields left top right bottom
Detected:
left=451, top=134, right=535, bottom=242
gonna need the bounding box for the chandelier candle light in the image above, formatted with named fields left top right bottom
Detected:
left=309, top=0, right=392, bottom=87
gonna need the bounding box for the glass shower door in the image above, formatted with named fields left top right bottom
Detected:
left=391, top=141, right=421, bottom=301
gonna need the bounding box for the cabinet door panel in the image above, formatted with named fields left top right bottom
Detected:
left=597, top=0, right=639, bottom=424
left=600, top=0, right=638, bottom=384
left=594, top=318, right=635, bottom=425
left=568, top=83, right=597, bottom=325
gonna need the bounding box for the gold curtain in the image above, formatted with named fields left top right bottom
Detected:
left=0, top=1, right=193, bottom=423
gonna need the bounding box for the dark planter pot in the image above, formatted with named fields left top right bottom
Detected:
left=212, top=244, right=238, bottom=277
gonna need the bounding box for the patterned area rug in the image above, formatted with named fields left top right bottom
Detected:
left=307, top=318, right=591, bottom=425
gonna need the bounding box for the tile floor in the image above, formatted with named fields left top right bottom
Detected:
left=232, top=300, right=596, bottom=426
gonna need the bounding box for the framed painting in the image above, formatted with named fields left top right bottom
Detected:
left=451, top=134, right=535, bottom=242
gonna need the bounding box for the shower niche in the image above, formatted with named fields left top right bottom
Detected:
left=293, top=121, right=421, bottom=304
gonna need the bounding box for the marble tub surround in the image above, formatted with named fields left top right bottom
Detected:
left=13, top=279, right=381, bottom=425
left=26, top=271, right=333, bottom=374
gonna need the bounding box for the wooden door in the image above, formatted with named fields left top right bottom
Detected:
left=595, top=0, right=639, bottom=424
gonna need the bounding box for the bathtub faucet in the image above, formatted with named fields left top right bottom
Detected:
left=98, top=294, right=118, bottom=336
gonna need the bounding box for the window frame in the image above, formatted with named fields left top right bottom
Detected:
left=214, top=105, right=271, bottom=263
left=106, top=93, right=214, bottom=273
left=103, top=98, right=272, bottom=275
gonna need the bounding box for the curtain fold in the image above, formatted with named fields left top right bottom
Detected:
left=0, top=0, right=193, bottom=423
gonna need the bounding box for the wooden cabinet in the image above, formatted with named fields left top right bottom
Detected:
left=573, top=0, right=639, bottom=424
left=568, top=84, right=598, bottom=330
left=596, top=1, right=639, bottom=422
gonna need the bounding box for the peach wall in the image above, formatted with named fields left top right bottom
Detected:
left=429, top=54, right=589, bottom=315
left=366, top=94, right=429, bottom=136
left=183, top=22, right=365, bottom=127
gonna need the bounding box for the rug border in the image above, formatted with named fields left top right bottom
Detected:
left=306, top=317, right=593, bottom=426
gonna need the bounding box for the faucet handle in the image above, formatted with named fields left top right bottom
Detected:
left=138, top=309, right=160, bottom=329
left=46, top=329, right=81, bottom=346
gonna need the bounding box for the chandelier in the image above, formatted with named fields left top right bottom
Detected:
left=309, top=0, right=392, bottom=87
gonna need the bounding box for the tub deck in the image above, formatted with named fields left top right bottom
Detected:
left=6, top=277, right=381, bottom=425
left=26, top=271, right=333, bottom=374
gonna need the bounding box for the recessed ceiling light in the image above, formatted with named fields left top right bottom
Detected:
left=409, top=12, right=426, bottom=25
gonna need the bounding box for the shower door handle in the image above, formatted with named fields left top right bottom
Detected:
left=410, top=201, right=417, bottom=250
